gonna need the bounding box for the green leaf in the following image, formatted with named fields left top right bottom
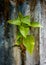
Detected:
left=8, top=17, right=21, bottom=25
left=18, top=12, right=23, bottom=18
left=24, top=16, right=30, bottom=19
left=16, top=32, right=22, bottom=45
left=19, top=26, right=29, bottom=38
left=16, top=38, right=22, bottom=45
left=31, top=22, right=42, bottom=27
left=23, top=35, right=35, bottom=55
left=22, top=16, right=31, bottom=26
left=16, top=32, right=22, bottom=40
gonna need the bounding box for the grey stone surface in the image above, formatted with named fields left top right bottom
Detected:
left=0, top=15, right=5, bottom=65
left=40, top=1, right=46, bottom=65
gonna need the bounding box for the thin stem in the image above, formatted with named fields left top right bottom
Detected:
left=9, top=44, right=20, bottom=49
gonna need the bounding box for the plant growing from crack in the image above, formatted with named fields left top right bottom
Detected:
left=8, top=12, right=42, bottom=55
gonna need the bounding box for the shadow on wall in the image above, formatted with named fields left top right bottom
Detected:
left=0, top=0, right=15, bottom=65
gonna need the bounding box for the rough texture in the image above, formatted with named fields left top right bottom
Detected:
left=40, top=0, right=46, bottom=65
left=0, top=0, right=42, bottom=65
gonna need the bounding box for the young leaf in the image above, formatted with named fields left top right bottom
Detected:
left=31, top=22, right=42, bottom=27
left=22, top=16, right=31, bottom=26
left=19, top=26, right=29, bottom=38
left=16, top=38, right=22, bottom=45
left=23, top=35, right=35, bottom=54
left=8, top=17, right=21, bottom=25
left=16, top=32, right=22, bottom=40
left=18, top=12, right=23, bottom=18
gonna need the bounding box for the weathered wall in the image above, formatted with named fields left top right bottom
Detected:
left=40, top=0, right=46, bottom=65
left=0, top=0, right=43, bottom=65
